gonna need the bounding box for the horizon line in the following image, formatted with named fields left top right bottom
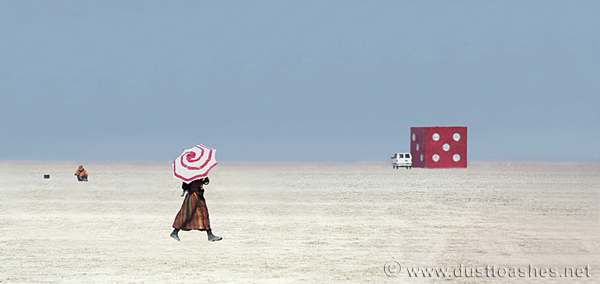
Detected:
left=1, top=160, right=599, bottom=167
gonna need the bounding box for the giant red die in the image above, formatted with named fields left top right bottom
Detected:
left=410, top=126, right=467, bottom=168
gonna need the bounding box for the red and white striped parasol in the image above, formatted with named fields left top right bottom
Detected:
left=172, top=144, right=218, bottom=183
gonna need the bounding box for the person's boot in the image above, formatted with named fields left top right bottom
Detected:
left=170, top=229, right=180, bottom=241
left=207, top=230, right=222, bottom=242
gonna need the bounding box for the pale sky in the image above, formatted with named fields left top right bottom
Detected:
left=1, top=1, right=599, bottom=162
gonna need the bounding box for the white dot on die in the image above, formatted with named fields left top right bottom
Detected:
left=432, top=133, right=440, bottom=141
left=453, top=133, right=461, bottom=141
left=412, top=134, right=416, bottom=141
left=442, top=143, right=450, bottom=151
left=453, top=154, right=461, bottom=162
left=416, top=144, right=420, bottom=151
left=420, top=154, right=424, bottom=162
left=432, top=154, right=440, bottom=162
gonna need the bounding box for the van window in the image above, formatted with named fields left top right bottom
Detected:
left=398, top=154, right=404, bottom=158
left=406, top=154, right=411, bottom=158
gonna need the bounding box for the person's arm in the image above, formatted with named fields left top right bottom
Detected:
left=181, top=182, right=191, bottom=191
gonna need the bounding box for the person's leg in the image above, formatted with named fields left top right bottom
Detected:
left=170, top=228, right=180, bottom=241
left=171, top=193, right=197, bottom=241
left=197, top=196, right=221, bottom=241
left=206, top=229, right=222, bottom=242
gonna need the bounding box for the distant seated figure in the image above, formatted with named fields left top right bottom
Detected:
left=75, top=165, right=88, bottom=181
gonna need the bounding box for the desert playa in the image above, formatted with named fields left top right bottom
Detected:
left=1, top=162, right=598, bottom=283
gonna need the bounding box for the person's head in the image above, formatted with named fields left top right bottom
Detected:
left=78, top=165, right=84, bottom=170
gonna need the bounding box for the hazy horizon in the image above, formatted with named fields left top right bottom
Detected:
left=2, top=159, right=599, bottom=166
left=2, top=1, right=598, bottom=163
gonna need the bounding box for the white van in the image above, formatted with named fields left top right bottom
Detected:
left=391, top=153, right=412, bottom=169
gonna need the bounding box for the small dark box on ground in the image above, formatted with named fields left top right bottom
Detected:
left=44, top=174, right=50, bottom=179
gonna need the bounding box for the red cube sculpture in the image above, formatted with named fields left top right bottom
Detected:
left=410, top=126, right=467, bottom=168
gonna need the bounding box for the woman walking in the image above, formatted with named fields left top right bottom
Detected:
left=170, top=177, right=222, bottom=242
